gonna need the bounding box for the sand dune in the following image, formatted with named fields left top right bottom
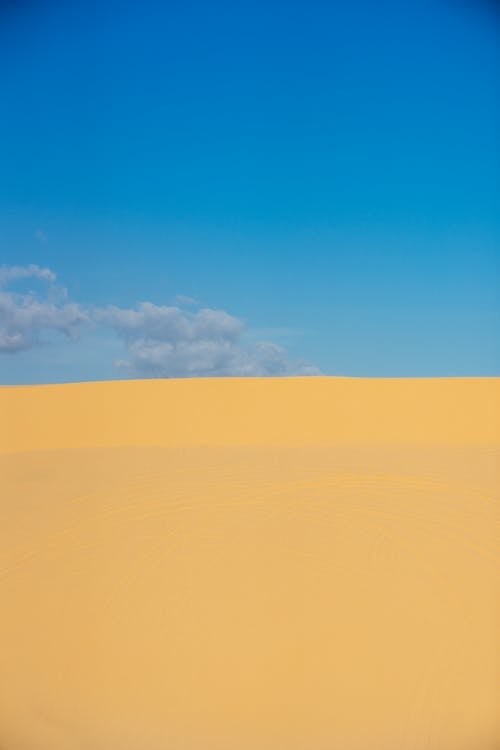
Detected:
left=0, top=378, right=498, bottom=750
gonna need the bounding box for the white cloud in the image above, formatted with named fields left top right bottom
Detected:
left=0, top=265, right=87, bottom=353
left=99, top=302, right=320, bottom=377
left=97, top=302, right=244, bottom=344
left=0, top=264, right=320, bottom=376
left=0, top=264, right=56, bottom=287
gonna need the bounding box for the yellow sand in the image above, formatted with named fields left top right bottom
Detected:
left=0, top=377, right=498, bottom=750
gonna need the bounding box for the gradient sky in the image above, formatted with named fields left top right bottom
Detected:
left=0, top=0, right=498, bottom=382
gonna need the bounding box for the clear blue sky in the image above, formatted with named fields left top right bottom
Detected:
left=0, top=0, right=498, bottom=382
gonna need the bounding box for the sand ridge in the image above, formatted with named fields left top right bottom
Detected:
left=1, top=377, right=499, bottom=453
left=0, top=378, right=499, bottom=749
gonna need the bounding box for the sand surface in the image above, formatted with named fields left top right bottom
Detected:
left=0, top=377, right=498, bottom=750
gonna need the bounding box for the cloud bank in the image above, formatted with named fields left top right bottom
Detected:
left=98, top=302, right=319, bottom=377
left=0, top=265, right=320, bottom=377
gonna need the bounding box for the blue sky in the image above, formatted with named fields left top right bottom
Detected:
left=0, top=0, right=498, bottom=382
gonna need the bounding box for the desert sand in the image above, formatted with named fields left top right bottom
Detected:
left=0, top=377, right=498, bottom=750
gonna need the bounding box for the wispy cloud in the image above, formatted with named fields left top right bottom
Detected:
left=172, top=294, right=198, bottom=307
left=0, top=264, right=56, bottom=287
left=0, top=265, right=320, bottom=376
left=35, top=229, right=48, bottom=245
left=0, top=265, right=87, bottom=353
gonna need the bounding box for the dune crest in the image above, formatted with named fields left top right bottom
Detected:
left=1, top=377, right=499, bottom=453
left=1, top=378, right=499, bottom=750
